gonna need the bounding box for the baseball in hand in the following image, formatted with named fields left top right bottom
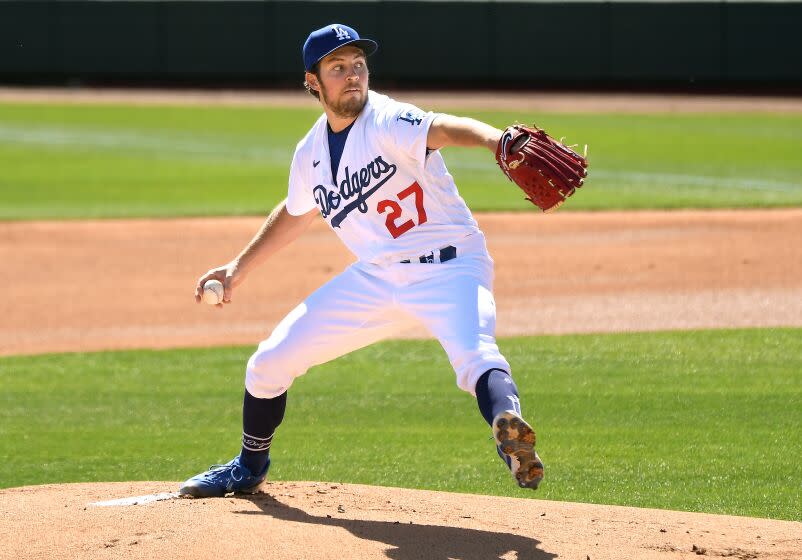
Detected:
left=202, top=279, right=225, bottom=305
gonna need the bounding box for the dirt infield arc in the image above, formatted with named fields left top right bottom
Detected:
left=3, top=209, right=801, bottom=356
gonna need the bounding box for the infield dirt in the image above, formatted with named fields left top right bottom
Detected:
left=3, top=209, right=801, bottom=356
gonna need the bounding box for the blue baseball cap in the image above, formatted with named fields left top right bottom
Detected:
left=303, top=24, right=378, bottom=72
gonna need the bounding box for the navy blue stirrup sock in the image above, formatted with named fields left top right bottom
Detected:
left=475, top=369, right=521, bottom=427
left=240, top=389, right=286, bottom=474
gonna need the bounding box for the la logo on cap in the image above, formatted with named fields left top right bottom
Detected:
left=333, top=26, right=351, bottom=40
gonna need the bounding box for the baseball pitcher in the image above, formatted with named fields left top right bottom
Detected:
left=180, top=23, right=588, bottom=497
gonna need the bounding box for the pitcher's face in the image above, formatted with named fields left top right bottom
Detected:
left=310, top=46, right=369, bottom=119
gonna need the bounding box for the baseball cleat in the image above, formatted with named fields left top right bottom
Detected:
left=493, top=411, right=544, bottom=490
left=178, top=455, right=269, bottom=498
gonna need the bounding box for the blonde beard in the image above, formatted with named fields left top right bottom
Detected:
left=321, top=85, right=368, bottom=119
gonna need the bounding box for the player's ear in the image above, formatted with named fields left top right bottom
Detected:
left=305, top=72, right=319, bottom=92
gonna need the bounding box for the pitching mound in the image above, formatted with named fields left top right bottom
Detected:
left=1, top=482, right=798, bottom=559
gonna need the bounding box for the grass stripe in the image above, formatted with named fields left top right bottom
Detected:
left=1, top=328, right=799, bottom=520
left=2, top=103, right=802, bottom=219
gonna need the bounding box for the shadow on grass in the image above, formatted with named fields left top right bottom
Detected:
left=237, top=492, right=556, bottom=560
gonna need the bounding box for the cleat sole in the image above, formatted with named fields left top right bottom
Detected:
left=493, top=411, right=544, bottom=490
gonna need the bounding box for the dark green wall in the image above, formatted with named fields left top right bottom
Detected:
left=1, top=1, right=801, bottom=85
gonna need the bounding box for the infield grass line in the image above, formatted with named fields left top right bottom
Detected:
left=1, top=328, right=800, bottom=521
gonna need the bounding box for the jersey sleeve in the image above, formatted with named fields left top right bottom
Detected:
left=285, top=148, right=318, bottom=216
left=378, top=100, right=438, bottom=169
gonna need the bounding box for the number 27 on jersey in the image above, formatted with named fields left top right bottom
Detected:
left=377, top=182, right=427, bottom=239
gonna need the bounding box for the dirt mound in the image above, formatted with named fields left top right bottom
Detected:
left=1, top=481, right=798, bottom=560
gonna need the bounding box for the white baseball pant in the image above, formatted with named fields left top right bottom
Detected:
left=245, top=234, right=511, bottom=398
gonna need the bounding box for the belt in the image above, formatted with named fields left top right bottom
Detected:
left=400, top=245, right=457, bottom=264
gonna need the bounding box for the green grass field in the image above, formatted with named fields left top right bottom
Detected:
left=2, top=329, right=800, bottom=521
left=3, top=100, right=799, bottom=523
left=2, top=102, right=802, bottom=219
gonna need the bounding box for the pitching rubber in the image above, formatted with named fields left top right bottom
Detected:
left=492, top=411, right=544, bottom=489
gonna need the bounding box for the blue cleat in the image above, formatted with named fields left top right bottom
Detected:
left=493, top=411, right=544, bottom=490
left=179, top=455, right=269, bottom=498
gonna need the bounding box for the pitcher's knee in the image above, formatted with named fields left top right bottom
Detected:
left=446, top=334, right=511, bottom=395
left=455, top=357, right=512, bottom=396
left=245, top=344, right=306, bottom=399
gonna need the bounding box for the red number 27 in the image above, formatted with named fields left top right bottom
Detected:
left=377, top=182, right=428, bottom=239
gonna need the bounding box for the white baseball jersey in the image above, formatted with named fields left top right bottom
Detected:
left=245, top=91, right=511, bottom=400
left=286, top=91, right=481, bottom=263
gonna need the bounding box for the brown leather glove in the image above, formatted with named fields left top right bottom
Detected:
left=496, top=124, right=589, bottom=212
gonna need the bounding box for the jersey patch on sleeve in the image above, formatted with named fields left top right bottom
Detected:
left=396, top=108, right=426, bottom=127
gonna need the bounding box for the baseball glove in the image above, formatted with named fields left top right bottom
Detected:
left=495, top=124, right=589, bottom=212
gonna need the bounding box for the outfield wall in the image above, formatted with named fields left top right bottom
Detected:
left=1, top=1, right=801, bottom=86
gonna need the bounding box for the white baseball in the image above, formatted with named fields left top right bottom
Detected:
left=202, top=279, right=225, bottom=305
